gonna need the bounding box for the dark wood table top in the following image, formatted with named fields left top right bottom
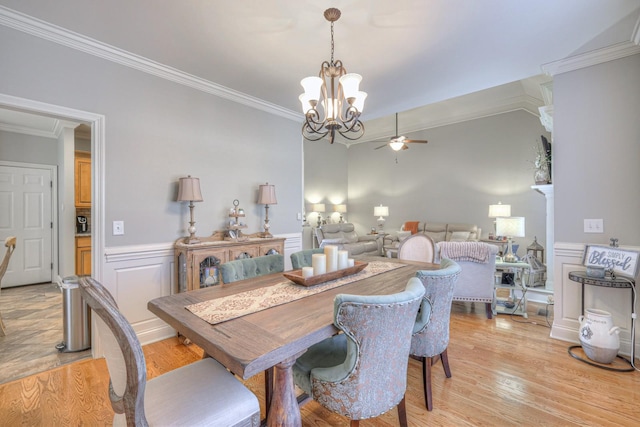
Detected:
left=148, top=256, right=437, bottom=379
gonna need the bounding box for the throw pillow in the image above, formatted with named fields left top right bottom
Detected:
left=450, top=231, right=471, bottom=242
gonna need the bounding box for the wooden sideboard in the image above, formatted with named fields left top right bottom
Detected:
left=174, top=235, right=285, bottom=292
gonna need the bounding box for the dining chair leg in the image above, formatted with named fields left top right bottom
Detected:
left=397, top=395, right=408, bottom=427
left=423, top=356, right=433, bottom=411
left=350, top=420, right=359, bottom=427
left=441, top=349, right=452, bottom=378
left=265, top=366, right=274, bottom=418
left=485, top=302, right=493, bottom=319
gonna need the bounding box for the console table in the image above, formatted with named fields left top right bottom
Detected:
left=175, top=235, right=285, bottom=292
left=567, top=271, right=636, bottom=371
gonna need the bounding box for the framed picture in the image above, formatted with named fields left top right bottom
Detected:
left=582, top=245, right=640, bottom=278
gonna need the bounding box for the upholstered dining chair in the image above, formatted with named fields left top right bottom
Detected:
left=290, top=248, right=323, bottom=269
left=397, top=233, right=437, bottom=263
left=411, top=258, right=461, bottom=411
left=78, top=276, right=260, bottom=427
left=0, top=236, right=17, bottom=336
left=220, top=254, right=284, bottom=284
left=292, top=278, right=425, bottom=426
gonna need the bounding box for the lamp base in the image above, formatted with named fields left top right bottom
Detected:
left=184, top=236, right=201, bottom=245
left=259, top=231, right=273, bottom=239
left=503, top=252, right=518, bottom=263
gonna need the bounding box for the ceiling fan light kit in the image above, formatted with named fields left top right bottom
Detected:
left=299, top=8, right=367, bottom=144
left=374, top=113, right=429, bottom=151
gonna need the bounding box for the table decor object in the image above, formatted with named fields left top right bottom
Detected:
left=283, top=261, right=368, bottom=287
left=578, top=308, right=620, bottom=364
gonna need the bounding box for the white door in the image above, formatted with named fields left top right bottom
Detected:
left=0, top=165, right=53, bottom=287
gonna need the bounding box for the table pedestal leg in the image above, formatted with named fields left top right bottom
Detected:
left=267, top=354, right=303, bottom=427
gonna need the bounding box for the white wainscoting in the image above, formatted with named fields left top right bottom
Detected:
left=100, top=233, right=302, bottom=347
left=551, top=242, right=639, bottom=357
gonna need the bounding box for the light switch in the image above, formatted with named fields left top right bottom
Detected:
left=584, top=219, right=603, bottom=233
left=113, top=220, right=125, bottom=235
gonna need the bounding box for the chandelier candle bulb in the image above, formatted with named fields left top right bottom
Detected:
left=312, top=254, right=326, bottom=275
left=302, top=266, right=314, bottom=279
left=325, top=245, right=339, bottom=272
left=337, top=250, right=349, bottom=270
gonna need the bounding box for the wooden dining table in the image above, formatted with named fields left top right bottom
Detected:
left=147, top=256, right=437, bottom=427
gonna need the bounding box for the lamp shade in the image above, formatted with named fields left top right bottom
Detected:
left=312, top=203, right=325, bottom=213
left=177, top=176, right=203, bottom=202
left=496, top=217, right=525, bottom=237
left=257, top=183, right=277, bottom=205
left=374, top=205, right=389, bottom=218
left=333, top=204, right=347, bottom=213
left=488, top=202, right=511, bottom=218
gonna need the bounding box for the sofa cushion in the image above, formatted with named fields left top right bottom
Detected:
left=424, top=230, right=446, bottom=242
left=450, top=231, right=471, bottom=242
left=446, top=223, right=479, bottom=241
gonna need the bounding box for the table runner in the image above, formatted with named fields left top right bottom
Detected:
left=186, top=261, right=406, bottom=325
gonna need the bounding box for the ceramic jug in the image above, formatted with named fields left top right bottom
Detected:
left=578, top=308, right=620, bottom=364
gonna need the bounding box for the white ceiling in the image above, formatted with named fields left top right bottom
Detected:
left=1, top=0, right=639, bottom=139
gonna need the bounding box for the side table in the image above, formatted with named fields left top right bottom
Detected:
left=493, top=261, right=531, bottom=318
left=567, top=271, right=636, bottom=372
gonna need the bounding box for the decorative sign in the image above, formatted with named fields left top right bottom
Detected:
left=582, top=245, right=640, bottom=278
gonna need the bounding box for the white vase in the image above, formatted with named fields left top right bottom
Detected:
left=578, top=308, right=620, bottom=364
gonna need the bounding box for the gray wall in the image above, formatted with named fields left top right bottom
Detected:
left=554, top=53, right=640, bottom=245
left=303, top=140, right=349, bottom=226
left=343, top=110, right=550, bottom=249
left=0, top=130, right=57, bottom=165
left=0, top=24, right=303, bottom=247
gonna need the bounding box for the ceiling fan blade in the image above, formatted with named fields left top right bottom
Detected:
left=404, top=139, right=429, bottom=144
left=401, top=144, right=409, bottom=150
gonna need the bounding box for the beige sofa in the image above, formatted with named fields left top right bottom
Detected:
left=315, top=223, right=382, bottom=256
left=385, top=221, right=481, bottom=256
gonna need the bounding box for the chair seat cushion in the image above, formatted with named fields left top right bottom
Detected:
left=293, top=333, right=348, bottom=395
left=114, top=358, right=260, bottom=427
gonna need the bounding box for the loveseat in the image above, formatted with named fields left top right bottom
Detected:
left=315, top=223, right=382, bottom=256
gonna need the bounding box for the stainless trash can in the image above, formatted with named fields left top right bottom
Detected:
left=56, top=275, right=91, bottom=352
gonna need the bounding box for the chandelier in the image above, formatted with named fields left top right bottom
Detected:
left=299, top=8, right=367, bottom=144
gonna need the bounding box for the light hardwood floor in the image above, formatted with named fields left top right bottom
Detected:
left=0, top=283, right=91, bottom=385
left=0, top=301, right=638, bottom=426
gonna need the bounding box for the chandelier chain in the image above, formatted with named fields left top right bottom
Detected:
left=330, top=21, right=335, bottom=65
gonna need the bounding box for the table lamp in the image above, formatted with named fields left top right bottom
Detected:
left=488, top=202, right=511, bottom=236
left=333, top=204, right=347, bottom=223
left=177, top=175, right=203, bottom=244
left=374, top=204, right=389, bottom=231
left=257, top=182, right=277, bottom=238
left=312, top=203, right=325, bottom=227
left=496, top=216, right=525, bottom=263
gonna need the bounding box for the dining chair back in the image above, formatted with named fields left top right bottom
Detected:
left=290, top=248, right=323, bottom=269
left=293, top=278, right=425, bottom=426
left=411, top=258, right=461, bottom=410
left=78, top=276, right=260, bottom=427
left=220, top=254, right=284, bottom=284
left=397, top=234, right=436, bottom=263
left=0, top=236, right=17, bottom=336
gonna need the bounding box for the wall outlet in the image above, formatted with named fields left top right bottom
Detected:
left=584, top=219, right=603, bottom=233
left=113, top=220, right=124, bottom=235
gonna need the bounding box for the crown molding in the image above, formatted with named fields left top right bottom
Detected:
left=541, top=40, right=640, bottom=76
left=0, top=6, right=301, bottom=122
left=0, top=122, right=57, bottom=138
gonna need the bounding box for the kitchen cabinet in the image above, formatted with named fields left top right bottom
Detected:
left=76, top=235, right=91, bottom=275
left=75, top=151, right=91, bottom=208
left=175, top=235, right=285, bottom=292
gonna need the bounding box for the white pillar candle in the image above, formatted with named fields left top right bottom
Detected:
left=347, top=258, right=355, bottom=267
left=338, top=250, right=349, bottom=270
left=312, top=253, right=326, bottom=275
left=302, top=266, right=314, bottom=278
left=324, top=245, right=339, bottom=272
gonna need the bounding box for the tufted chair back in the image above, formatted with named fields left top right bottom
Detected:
left=220, top=254, right=284, bottom=284
left=290, top=248, right=324, bottom=269
left=410, top=258, right=461, bottom=411
left=294, top=278, right=424, bottom=424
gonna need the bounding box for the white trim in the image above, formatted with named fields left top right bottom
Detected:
left=105, top=243, right=174, bottom=263
left=542, top=41, right=640, bottom=76
left=0, top=5, right=301, bottom=122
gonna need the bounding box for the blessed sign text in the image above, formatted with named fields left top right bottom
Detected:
left=583, top=245, right=640, bottom=278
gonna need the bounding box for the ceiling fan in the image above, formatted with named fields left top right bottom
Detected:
left=374, top=113, right=428, bottom=151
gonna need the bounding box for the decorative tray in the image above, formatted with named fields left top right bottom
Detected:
left=283, top=261, right=368, bottom=287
